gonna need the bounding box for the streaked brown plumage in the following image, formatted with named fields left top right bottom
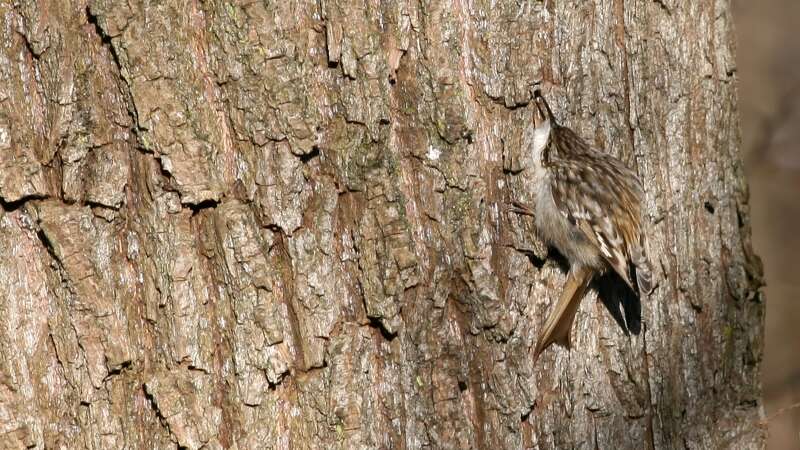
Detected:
left=520, top=90, right=653, bottom=361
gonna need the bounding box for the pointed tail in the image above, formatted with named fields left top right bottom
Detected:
left=534, top=266, right=594, bottom=362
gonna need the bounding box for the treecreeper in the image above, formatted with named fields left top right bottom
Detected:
left=513, top=89, right=654, bottom=362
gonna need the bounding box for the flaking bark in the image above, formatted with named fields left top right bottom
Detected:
left=0, top=0, right=764, bottom=449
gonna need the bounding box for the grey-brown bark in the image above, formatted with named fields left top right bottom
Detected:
left=0, top=0, right=765, bottom=449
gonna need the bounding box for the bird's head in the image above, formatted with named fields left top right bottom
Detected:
left=531, top=88, right=556, bottom=161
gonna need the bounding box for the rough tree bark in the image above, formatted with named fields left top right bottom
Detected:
left=0, top=0, right=765, bottom=449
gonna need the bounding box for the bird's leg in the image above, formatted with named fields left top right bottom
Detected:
left=507, top=200, right=536, bottom=217
left=534, top=265, right=594, bottom=362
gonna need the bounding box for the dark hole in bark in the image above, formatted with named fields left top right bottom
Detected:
left=521, top=409, right=532, bottom=423
left=368, top=317, right=397, bottom=341
left=188, top=199, right=220, bottom=216
left=299, top=146, right=320, bottom=163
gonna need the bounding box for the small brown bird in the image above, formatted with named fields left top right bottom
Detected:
left=518, top=90, right=653, bottom=361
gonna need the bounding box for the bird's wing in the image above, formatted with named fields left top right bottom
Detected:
left=549, top=151, right=644, bottom=291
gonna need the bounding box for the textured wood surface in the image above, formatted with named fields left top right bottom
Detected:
left=0, top=0, right=764, bottom=448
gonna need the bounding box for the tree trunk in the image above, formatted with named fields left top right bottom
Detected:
left=0, top=0, right=765, bottom=449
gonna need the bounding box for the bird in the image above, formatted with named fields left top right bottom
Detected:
left=514, top=89, right=653, bottom=361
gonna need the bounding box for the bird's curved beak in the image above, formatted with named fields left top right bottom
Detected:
left=529, top=83, right=544, bottom=127
left=533, top=89, right=556, bottom=125
left=529, top=83, right=556, bottom=128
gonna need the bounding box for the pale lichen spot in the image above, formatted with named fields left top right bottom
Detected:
left=0, top=125, right=9, bottom=148
left=426, top=145, right=441, bottom=161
